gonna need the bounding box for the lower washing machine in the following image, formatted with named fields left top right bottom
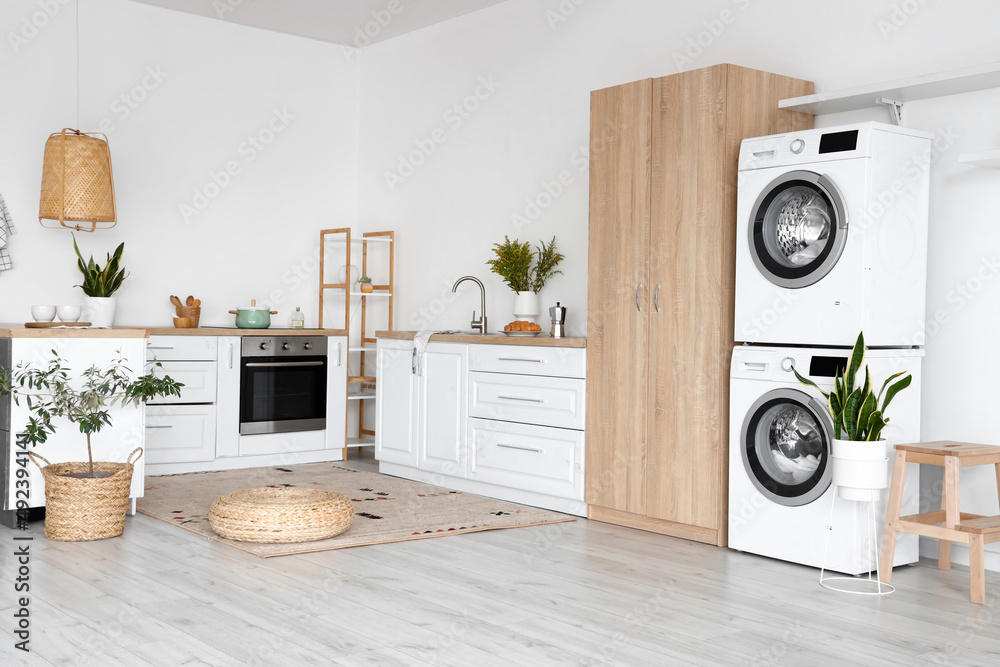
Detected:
left=729, top=344, right=922, bottom=574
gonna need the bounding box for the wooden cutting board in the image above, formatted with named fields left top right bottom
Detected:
left=24, top=322, right=93, bottom=328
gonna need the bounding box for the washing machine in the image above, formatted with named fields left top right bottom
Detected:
left=734, top=121, right=932, bottom=347
left=729, top=344, right=921, bottom=574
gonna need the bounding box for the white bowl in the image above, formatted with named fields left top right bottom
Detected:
left=31, top=305, right=56, bottom=322
left=57, top=305, right=82, bottom=322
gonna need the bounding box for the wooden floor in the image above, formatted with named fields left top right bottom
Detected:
left=3, top=452, right=999, bottom=666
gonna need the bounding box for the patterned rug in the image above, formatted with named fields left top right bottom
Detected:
left=137, top=463, right=575, bottom=557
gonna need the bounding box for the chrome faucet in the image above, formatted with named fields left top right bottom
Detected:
left=452, top=275, right=488, bottom=335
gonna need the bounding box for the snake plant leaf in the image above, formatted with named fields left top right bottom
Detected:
left=792, top=366, right=830, bottom=398
left=877, top=371, right=907, bottom=402
left=866, top=411, right=889, bottom=441
left=857, top=390, right=877, bottom=440
left=844, top=331, right=865, bottom=392
left=842, top=388, right=863, bottom=441
left=881, top=374, right=912, bottom=414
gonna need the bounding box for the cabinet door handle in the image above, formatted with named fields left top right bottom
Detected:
left=227, top=342, right=234, bottom=370
left=498, top=395, right=544, bottom=403
left=635, top=283, right=643, bottom=312
left=497, top=443, right=543, bottom=454
left=497, top=357, right=544, bottom=363
left=654, top=284, right=660, bottom=313
left=145, top=424, right=173, bottom=429
left=337, top=342, right=343, bottom=367
left=148, top=346, right=174, bottom=350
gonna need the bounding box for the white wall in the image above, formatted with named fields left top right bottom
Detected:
left=0, top=0, right=359, bottom=328
left=357, top=0, right=1000, bottom=568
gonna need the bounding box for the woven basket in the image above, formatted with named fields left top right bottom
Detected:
left=38, top=128, right=117, bottom=231
left=28, top=448, right=141, bottom=542
left=209, top=487, right=354, bottom=543
left=175, top=306, right=200, bottom=327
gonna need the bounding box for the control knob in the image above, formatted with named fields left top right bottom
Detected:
left=303, top=341, right=312, bottom=350
left=259, top=341, right=269, bottom=351
left=282, top=343, right=291, bottom=351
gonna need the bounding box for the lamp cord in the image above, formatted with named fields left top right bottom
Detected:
left=76, top=0, right=80, bottom=130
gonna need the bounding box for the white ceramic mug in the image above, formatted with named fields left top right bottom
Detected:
left=31, top=305, right=56, bottom=322
left=57, top=305, right=82, bottom=322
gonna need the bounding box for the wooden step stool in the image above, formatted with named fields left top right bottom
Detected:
left=879, top=441, right=1000, bottom=604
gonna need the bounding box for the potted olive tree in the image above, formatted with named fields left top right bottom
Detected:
left=0, top=350, right=182, bottom=541
left=792, top=331, right=912, bottom=500
left=73, top=234, right=127, bottom=327
left=486, top=236, right=564, bottom=318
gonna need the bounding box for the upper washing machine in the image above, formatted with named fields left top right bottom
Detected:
left=734, top=121, right=932, bottom=347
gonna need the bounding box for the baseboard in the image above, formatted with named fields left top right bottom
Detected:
left=588, top=505, right=722, bottom=546
left=919, top=536, right=1000, bottom=572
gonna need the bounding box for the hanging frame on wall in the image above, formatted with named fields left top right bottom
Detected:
left=38, top=128, right=117, bottom=232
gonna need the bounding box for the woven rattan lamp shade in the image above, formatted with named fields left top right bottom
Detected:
left=39, top=128, right=116, bottom=232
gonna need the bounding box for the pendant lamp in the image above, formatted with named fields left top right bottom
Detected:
left=38, top=0, right=116, bottom=232
left=39, top=128, right=116, bottom=231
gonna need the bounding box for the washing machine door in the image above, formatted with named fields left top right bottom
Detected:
left=741, top=387, right=833, bottom=506
left=748, top=170, right=849, bottom=289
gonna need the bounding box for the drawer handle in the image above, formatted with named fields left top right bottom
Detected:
left=148, top=346, right=174, bottom=350
left=497, top=395, right=544, bottom=403
left=145, top=425, right=173, bottom=429
left=245, top=361, right=325, bottom=368
left=497, top=443, right=543, bottom=454
left=497, top=357, right=545, bottom=363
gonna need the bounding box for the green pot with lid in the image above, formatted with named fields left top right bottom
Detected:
left=228, top=300, right=277, bottom=329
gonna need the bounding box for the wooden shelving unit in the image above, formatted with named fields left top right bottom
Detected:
left=319, top=228, right=394, bottom=456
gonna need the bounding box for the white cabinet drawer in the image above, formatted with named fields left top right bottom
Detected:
left=469, top=372, right=585, bottom=430
left=146, top=361, right=217, bottom=404
left=146, top=336, right=217, bottom=361
left=469, top=344, right=586, bottom=379
left=145, top=405, right=217, bottom=464
left=468, top=418, right=583, bottom=499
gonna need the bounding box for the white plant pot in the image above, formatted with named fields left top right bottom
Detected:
left=831, top=437, right=889, bottom=501
left=83, top=296, right=118, bottom=328
left=512, top=292, right=539, bottom=319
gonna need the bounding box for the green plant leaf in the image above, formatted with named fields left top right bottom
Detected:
left=866, top=412, right=888, bottom=441
left=844, top=331, right=865, bottom=393
left=842, top=388, right=863, bottom=440
left=792, top=365, right=830, bottom=399
left=880, top=374, right=912, bottom=414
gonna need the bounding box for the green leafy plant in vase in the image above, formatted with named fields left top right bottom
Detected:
left=73, top=234, right=128, bottom=327
left=792, top=331, right=912, bottom=499
left=486, top=236, right=564, bottom=318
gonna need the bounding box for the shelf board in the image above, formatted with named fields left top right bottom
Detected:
left=959, top=149, right=1000, bottom=168
left=349, top=291, right=391, bottom=297
left=348, top=346, right=377, bottom=353
left=324, top=237, right=393, bottom=244
left=346, top=436, right=376, bottom=447
left=779, top=60, right=1000, bottom=115
left=348, top=375, right=376, bottom=383
left=347, top=392, right=376, bottom=401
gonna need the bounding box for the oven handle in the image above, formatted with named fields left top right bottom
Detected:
left=245, top=361, right=325, bottom=368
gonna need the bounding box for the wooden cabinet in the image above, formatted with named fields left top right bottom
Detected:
left=585, top=64, right=813, bottom=546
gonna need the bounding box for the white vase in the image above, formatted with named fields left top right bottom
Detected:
left=512, top=292, right=539, bottom=319
left=83, top=296, right=118, bottom=328
left=831, top=438, right=889, bottom=501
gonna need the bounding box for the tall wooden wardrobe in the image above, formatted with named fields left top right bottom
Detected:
left=585, top=64, right=813, bottom=547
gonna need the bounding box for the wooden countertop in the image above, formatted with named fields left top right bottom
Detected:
left=1, top=325, right=347, bottom=338
left=376, top=331, right=587, bottom=348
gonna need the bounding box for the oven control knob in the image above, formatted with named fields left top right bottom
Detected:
left=282, top=343, right=291, bottom=351
left=303, top=341, right=312, bottom=350
left=780, top=357, right=796, bottom=372
left=259, top=342, right=269, bottom=351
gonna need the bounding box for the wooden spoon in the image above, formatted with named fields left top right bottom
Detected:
left=170, top=295, right=182, bottom=307
left=192, top=298, right=201, bottom=308
left=186, top=295, right=194, bottom=307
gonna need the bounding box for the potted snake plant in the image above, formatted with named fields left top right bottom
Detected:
left=792, top=331, right=912, bottom=500
left=73, top=234, right=127, bottom=328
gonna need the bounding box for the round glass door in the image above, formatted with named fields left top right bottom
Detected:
left=741, top=388, right=832, bottom=506
left=749, top=170, right=848, bottom=289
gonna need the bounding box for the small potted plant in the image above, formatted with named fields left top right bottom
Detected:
left=792, top=331, right=912, bottom=500
left=0, top=350, right=183, bottom=541
left=486, top=236, right=564, bottom=318
left=358, top=276, right=374, bottom=293
left=73, top=234, right=127, bottom=328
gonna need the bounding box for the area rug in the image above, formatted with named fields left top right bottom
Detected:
left=137, top=463, right=575, bottom=557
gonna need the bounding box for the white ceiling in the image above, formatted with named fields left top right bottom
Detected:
left=128, top=0, right=510, bottom=47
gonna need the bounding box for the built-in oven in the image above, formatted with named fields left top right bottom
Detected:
left=240, top=336, right=327, bottom=435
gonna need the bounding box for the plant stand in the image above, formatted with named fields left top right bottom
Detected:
left=819, top=486, right=894, bottom=596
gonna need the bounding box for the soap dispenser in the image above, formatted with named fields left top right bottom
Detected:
left=291, top=307, right=305, bottom=329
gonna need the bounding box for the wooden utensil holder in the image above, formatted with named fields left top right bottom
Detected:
left=175, top=306, right=200, bottom=327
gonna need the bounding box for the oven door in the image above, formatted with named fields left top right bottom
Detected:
left=240, top=356, right=327, bottom=435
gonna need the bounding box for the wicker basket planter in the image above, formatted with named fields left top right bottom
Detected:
left=28, top=448, right=142, bottom=542
left=209, top=487, right=354, bottom=543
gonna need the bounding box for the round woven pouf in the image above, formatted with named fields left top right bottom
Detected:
left=209, top=487, right=354, bottom=543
